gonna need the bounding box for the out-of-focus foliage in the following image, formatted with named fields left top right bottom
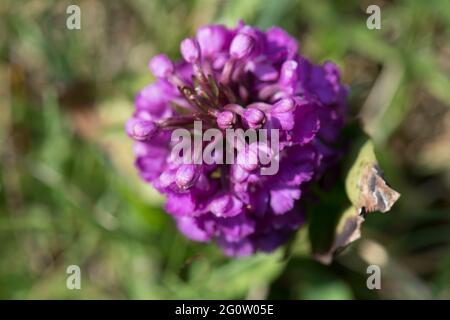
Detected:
left=0, top=0, right=449, bottom=299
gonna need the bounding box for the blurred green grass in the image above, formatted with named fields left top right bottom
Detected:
left=0, top=0, right=450, bottom=299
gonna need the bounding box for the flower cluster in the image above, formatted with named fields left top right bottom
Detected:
left=126, top=22, right=348, bottom=257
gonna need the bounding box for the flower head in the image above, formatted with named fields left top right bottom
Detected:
left=127, top=22, right=348, bottom=257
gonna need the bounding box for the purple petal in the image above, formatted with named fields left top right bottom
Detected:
left=176, top=216, right=210, bottom=242
left=270, top=188, right=301, bottom=215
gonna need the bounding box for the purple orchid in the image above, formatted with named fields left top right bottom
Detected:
left=126, top=22, right=348, bottom=257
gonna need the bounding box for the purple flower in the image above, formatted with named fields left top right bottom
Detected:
left=127, top=22, right=348, bottom=257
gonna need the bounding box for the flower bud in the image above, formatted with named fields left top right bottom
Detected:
left=230, top=33, right=255, bottom=60
left=196, top=25, right=230, bottom=58
left=216, top=111, right=236, bottom=129
left=180, top=38, right=200, bottom=63
left=243, top=107, right=265, bottom=129
left=148, top=54, right=174, bottom=78
left=175, top=164, right=199, bottom=189
left=126, top=118, right=158, bottom=141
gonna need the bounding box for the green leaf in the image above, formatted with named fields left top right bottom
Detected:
left=312, top=139, right=401, bottom=264
left=313, top=206, right=364, bottom=265
left=345, top=140, right=377, bottom=207
left=345, top=140, right=400, bottom=213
